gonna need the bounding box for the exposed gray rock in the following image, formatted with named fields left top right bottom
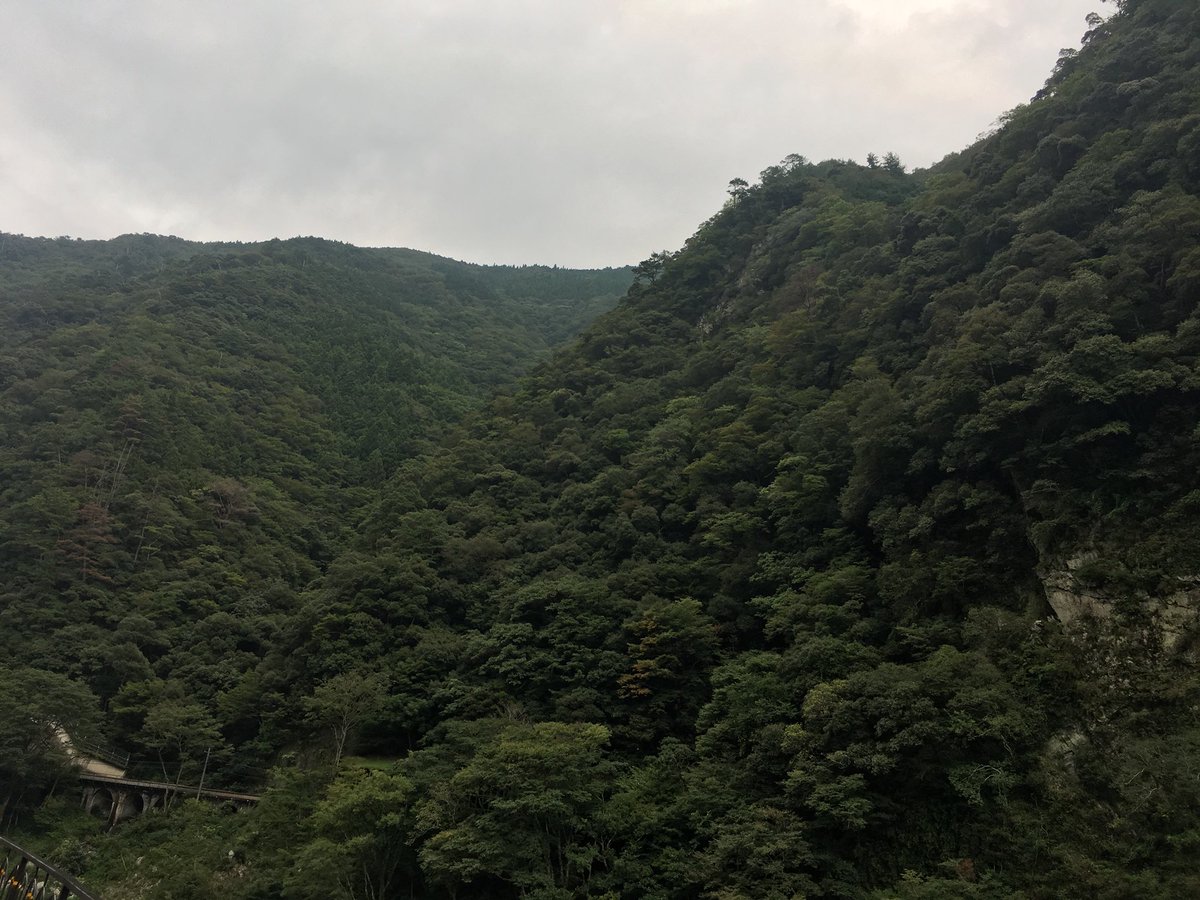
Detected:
left=1040, top=553, right=1200, bottom=650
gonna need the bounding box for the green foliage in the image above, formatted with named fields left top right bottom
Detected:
left=9, top=1, right=1200, bottom=897
left=304, top=670, right=389, bottom=773
left=0, top=234, right=627, bottom=782
left=417, top=721, right=616, bottom=898
left=0, top=668, right=101, bottom=818
left=142, top=698, right=228, bottom=783
left=286, top=768, right=417, bottom=900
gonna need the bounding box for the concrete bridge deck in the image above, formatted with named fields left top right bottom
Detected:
left=79, top=772, right=260, bottom=804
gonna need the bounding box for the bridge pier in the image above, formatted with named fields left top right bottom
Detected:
left=110, top=789, right=140, bottom=826
left=81, top=785, right=112, bottom=818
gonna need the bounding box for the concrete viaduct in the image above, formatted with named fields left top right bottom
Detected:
left=79, top=773, right=259, bottom=828
left=61, top=730, right=259, bottom=828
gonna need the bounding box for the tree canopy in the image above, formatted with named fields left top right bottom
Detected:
left=6, top=1, right=1200, bottom=897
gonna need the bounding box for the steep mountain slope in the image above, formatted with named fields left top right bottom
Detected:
left=0, top=234, right=628, bottom=723
left=9, top=1, right=1200, bottom=897
left=250, top=1, right=1197, bottom=896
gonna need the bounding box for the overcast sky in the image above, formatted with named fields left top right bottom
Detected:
left=2, top=1, right=1100, bottom=268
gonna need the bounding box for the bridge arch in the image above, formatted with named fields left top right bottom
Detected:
left=78, top=773, right=259, bottom=827
left=82, top=785, right=115, bottom=820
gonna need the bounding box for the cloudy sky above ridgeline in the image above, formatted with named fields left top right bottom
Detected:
left=3, top=0, right=1100, bottom=268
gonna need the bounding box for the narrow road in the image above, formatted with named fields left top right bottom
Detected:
left=55, top=728, right=128, bottom=777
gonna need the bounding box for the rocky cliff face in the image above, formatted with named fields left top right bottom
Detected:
left=1041, top=552, right=1200, bottom=651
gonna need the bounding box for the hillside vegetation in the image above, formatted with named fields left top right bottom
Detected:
left=8, top=0, right=1200, bottom=897
left=0, top=234, right=627, bottom=783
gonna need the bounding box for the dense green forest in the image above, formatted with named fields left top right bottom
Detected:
left=0, top=235, right=628, bottom=790
left=6, top=0, right=1200, bottom=896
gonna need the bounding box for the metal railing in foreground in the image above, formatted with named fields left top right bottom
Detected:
left=0, top=835, right=99, bottom=900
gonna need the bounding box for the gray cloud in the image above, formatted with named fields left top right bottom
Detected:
left=1, top=0, right=1098, bottom=267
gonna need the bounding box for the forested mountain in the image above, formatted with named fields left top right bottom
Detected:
left=0, top=233, right=628, bottom=780
left=8, top=0, right=1200, bottom=897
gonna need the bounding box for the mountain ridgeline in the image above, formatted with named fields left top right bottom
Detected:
left=7, top=0, right=1200, bottom=897
left=0, top=235, right=628, bottom=763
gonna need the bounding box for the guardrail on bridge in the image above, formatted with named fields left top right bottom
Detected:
left=69, top=740, right=129, bottom=773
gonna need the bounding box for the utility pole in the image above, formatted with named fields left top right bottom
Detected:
left=196, top=747, right=211, bottom=800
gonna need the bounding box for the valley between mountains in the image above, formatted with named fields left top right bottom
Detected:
left=3, top=1, right=1200, bottom=897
